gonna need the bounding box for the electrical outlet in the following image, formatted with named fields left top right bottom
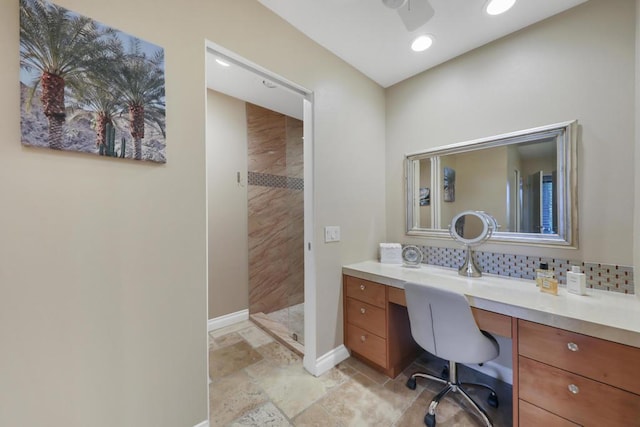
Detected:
left=324, top=226, right=341, bottom=243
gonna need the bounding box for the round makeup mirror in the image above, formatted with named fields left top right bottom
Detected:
left=449, top=211, right=498, bottom=277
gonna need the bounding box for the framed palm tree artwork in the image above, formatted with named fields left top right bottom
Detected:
left=19, top=0, right=166, bottom=163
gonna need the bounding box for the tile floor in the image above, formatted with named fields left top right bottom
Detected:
left=208, top=320, right=512, bottom=426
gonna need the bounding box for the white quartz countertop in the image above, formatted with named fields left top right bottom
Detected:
left=343, top=260, right=640, bottom=348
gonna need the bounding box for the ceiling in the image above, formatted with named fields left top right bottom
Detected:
left=206, top=51, right=304, bottom=120
left=206, top=0, right=588, bottom=118
left=257, top=0, right=588, bottom=88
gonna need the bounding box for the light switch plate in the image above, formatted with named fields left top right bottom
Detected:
left=324, top=226, right=341, bottom=243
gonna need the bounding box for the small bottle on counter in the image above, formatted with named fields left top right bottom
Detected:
left=536, top=263, right=558, bottom=295
left=540, top=274, right=559, bottom=295
left=536, top=263, right=553, bottom=287
left=566, top=265, right=587, bottom=295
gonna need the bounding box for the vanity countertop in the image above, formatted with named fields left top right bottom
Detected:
left=343, top=260, right=640, bottom=348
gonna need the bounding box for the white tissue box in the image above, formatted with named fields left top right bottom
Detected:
left=380, top=243, right=403, bottom=264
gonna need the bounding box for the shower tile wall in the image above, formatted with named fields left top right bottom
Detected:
left=247, top=103, right=304, bottom=315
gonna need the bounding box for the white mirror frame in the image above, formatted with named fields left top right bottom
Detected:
left=405, top=120, right=578, bottom=248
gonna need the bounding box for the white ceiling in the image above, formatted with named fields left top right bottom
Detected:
left=257, top=0, right=588, bottom=88
left=206, top=51, right=304, bottom=120
left=206, top=0, right=588, bottom=118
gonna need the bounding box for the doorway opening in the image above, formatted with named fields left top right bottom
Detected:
left=204, top=40, right=316, bottom=369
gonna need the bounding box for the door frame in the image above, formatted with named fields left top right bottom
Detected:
left=204, top=39, right=317, bottom=375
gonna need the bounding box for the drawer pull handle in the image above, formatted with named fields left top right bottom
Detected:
left=360, top=308, right=366, bottom=314
left=360, top=284, right=366, bottom=291
left=360, top=335, right=366, bottom=342
left=568, top=384, right=580, bottom=394
left=567, top=342, right=579, bottom=352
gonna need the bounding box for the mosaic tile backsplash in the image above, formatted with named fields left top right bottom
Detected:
left=411, top=245, right=635, bottom=294
left=248, top=171, right=303, bottom=191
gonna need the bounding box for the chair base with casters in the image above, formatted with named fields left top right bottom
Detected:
left=406, top=361, right=498, bottom=427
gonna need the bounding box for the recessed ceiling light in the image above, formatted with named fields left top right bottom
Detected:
left=411, top=35, right=433, bottom=52
left=485, top=0, right=516, bottom=15
left=215, top=58, right=230, bottom=67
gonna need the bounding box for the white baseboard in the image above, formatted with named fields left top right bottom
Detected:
left=463, top=360, right=513, bottom=385
left=310, top=345, right=350, bottom=377
left=193, top=420, right=208, bottom=427
left=207, top=309, right=249, bottom=332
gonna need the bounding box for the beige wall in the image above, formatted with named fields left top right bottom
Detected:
left=207, top=90, right=248, bottom=320
left=1, top=1, right=386, bottom=426
left=386, top=0, right=635, bottom=265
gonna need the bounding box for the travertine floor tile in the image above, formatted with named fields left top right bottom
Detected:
left=207, top=321, right=512, bottom=427
left=317, top=373, right=405, bottom=427
left=256, top=341, right=302, bottom=366
left=245, top=361, right=331, bottom=419
left=229, top=402, right=291, bottom=427
left=238, top=325, right=274, bottom=348
left=209, top=340, right=263, bottom=380
left=210, top=321, right=254, bottom=338
left=209, top=371, right=269, bottom=427
left=292, top=402, right=345, bottom=427
left=213, top=332, right=244, bottom=349
left=338, top=357, right=390, bottom=385
left=396, top=387, right=481, bottom=427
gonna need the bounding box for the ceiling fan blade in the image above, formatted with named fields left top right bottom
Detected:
left=397, top=0, right=434, bottom=32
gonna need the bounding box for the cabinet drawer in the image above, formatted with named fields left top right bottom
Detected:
left=346, top=297, right=386, bottom=338
left=519, top=356, right=640, bottom=426
left=519, top=320, right=640, bottom=395
left=345, top=276, right=386, bottom=308
left=519, top=400, right=579, bottom=427
left=346, top=323, right=386, bottom=368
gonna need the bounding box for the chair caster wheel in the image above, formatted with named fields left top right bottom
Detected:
left=406, top=377, right=417, bottom=390
left=441, top=365, right=449, bottom=378
left=424, top=413, right=436, bottom=427
left=487, top=391, right=499, bottom=408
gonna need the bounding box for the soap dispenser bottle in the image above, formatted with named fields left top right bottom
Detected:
left=567, top=265, right=587, bottom=295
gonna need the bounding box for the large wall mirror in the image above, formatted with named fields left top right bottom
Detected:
left=405, top=121, right=578, bottom=247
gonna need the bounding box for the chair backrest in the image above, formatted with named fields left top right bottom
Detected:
left=404, top=282, right=499, bottom=364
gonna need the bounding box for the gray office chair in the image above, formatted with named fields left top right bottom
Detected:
left=404, top=282, right=500, bottom=427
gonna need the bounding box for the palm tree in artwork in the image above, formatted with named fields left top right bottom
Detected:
left=68, top=81, right=123, bottom=155
left=19, top=0, right=114, bottom=150
left=111, top=42, right=166, bottom=161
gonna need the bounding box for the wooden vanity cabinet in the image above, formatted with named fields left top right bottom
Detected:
left=343, top=270, right=640, bottom=427
left=517, top=320, right=640, bottom=426
left=343, top=275, right=420, bottom=377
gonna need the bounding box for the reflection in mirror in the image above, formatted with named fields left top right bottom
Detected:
left=406, top=121, right=577, bottom=247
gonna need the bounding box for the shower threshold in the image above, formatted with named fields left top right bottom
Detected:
left=250, top=312, right=304, bottom=357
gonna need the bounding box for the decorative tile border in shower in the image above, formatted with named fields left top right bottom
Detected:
left=411, top=245, right=635, bottom=294
left=248, top=171, right=303, bottom=190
